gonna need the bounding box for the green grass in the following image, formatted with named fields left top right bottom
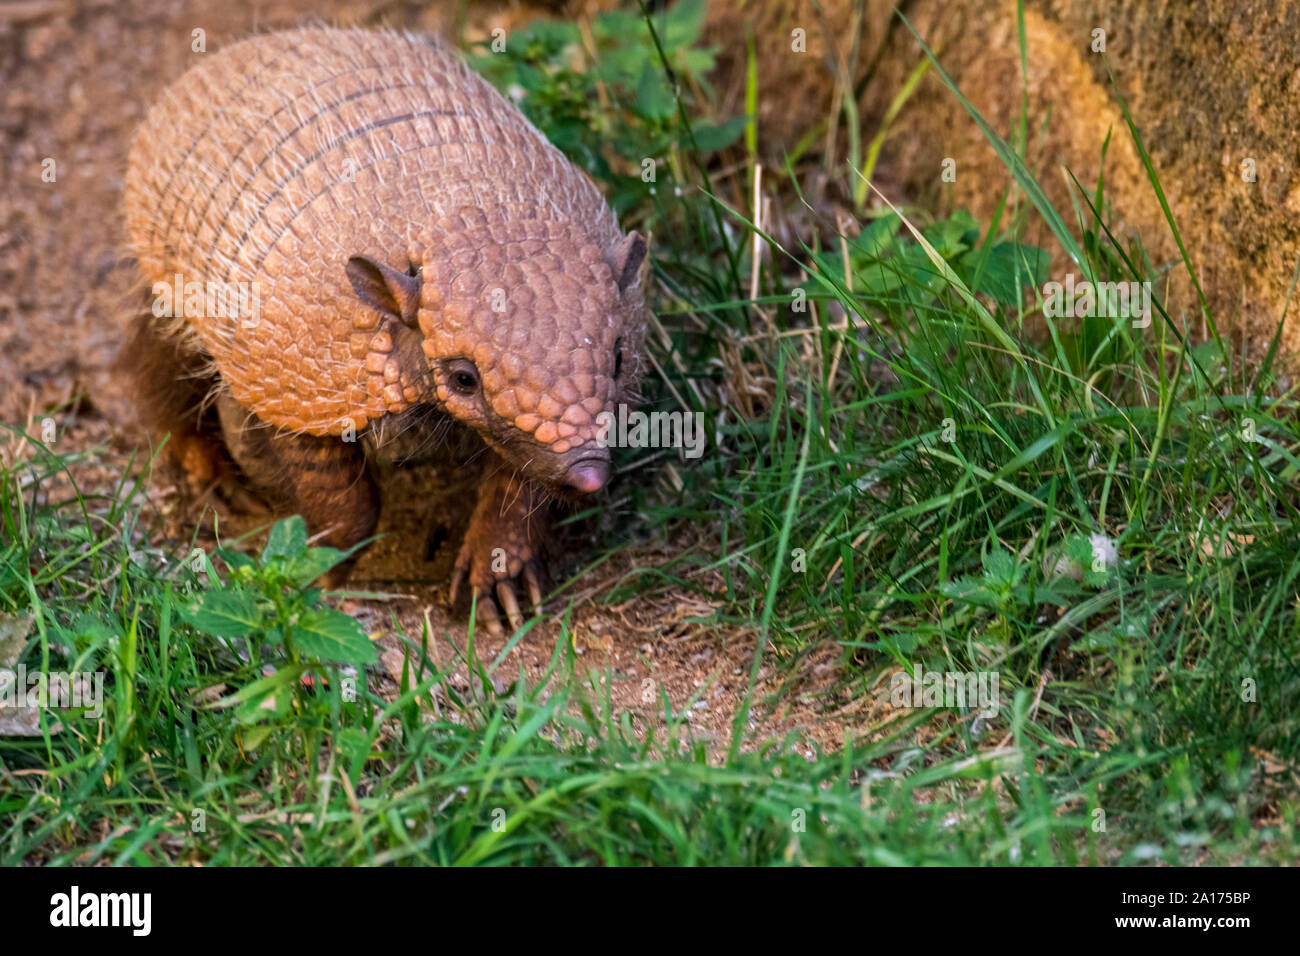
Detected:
left=2, top=0, right=1298, bottom=865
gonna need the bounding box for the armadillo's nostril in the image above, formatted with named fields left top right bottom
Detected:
left=566, top=458, right=609, bottom=493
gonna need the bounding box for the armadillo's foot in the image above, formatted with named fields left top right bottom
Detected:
left=449, top=466, right=548, bottom=635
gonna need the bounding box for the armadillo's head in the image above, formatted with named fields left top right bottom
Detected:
left=346, top=218, right=649, bottom=495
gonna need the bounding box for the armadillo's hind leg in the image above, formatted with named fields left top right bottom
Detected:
left=118, top=311, right=261, bottom=510
left=214, top=396, right=380, bottom=586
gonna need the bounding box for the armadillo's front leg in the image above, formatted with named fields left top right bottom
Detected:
left=216, top=396, right=380, bottom=586
left=267, top=432, right=380, bottom=587
left=449, top=461, right=548, bottom=634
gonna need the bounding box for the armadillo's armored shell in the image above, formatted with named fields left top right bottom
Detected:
left=126, top=28, right=646, bottom=437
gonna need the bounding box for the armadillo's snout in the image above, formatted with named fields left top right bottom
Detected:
left=565, top=457, right=610, bottom=494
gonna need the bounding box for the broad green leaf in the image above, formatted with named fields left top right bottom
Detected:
left=939, top=578, right=1002, bottom=611
left=691, top=116, right=746, bottom=153
left=852, top=213, right=900, bottom=257
left=981, top=549, right=1018, bottom=588
left=285, top=547, right=346, bottom=587
left=635, top=63, right=675, bottom=119
left=178, top=589, right=263, bottom=638
left=922, top=211, right=977, bottom=259
left=291, top=607, right=375, bottom=665
left=961, top=242, right=1050, bottom=306
left=216, top=546, right=254, bottom=569
left=663, top=0, right=707, bottom=49
left=262, top=515, right=308, bottom=564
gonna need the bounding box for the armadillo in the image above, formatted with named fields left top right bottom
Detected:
left=123, top=27, right=650, bottom=631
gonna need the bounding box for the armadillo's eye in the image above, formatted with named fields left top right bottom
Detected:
left=613, top=337, right=624, bottom=380
left=446, top=360, right=480, bottom=397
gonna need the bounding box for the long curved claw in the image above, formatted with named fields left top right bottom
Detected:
left=522, top=563, right=544, bottom=611
left=475, top=589, right=504, bottom=636
left=496, top=581, right=524, bottom=631
left=449, top=551, right=470, bottom=607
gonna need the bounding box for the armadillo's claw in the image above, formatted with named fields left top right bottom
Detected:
left=451, top=561, right=504, bottom=635
left=449, top=549, right=470, bottom=608
left=496, top=582, right=524, bottom=631
left=476, top=594, right=504, bottom=637
left=451, top=558, right=539, bottom=636
left=522, top=564, right=544, bottom=612
left=448, top=467, right=550, bottom=635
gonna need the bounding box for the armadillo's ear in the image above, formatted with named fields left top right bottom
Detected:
left=610, top=231, right=649, bottom=295
left=345, top=255, right=422, bottom=329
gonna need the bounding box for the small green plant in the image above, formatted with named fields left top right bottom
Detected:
left=812, top=208, right=1050, bottom=310
left=471, top=0, right=743, bottom=214
left=177, top=516, right=375, bottom=727
left=940, top=546, right=1027, bottom=616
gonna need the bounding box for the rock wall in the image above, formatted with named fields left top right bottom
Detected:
left=705, top=0, right=1299, bottom=360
